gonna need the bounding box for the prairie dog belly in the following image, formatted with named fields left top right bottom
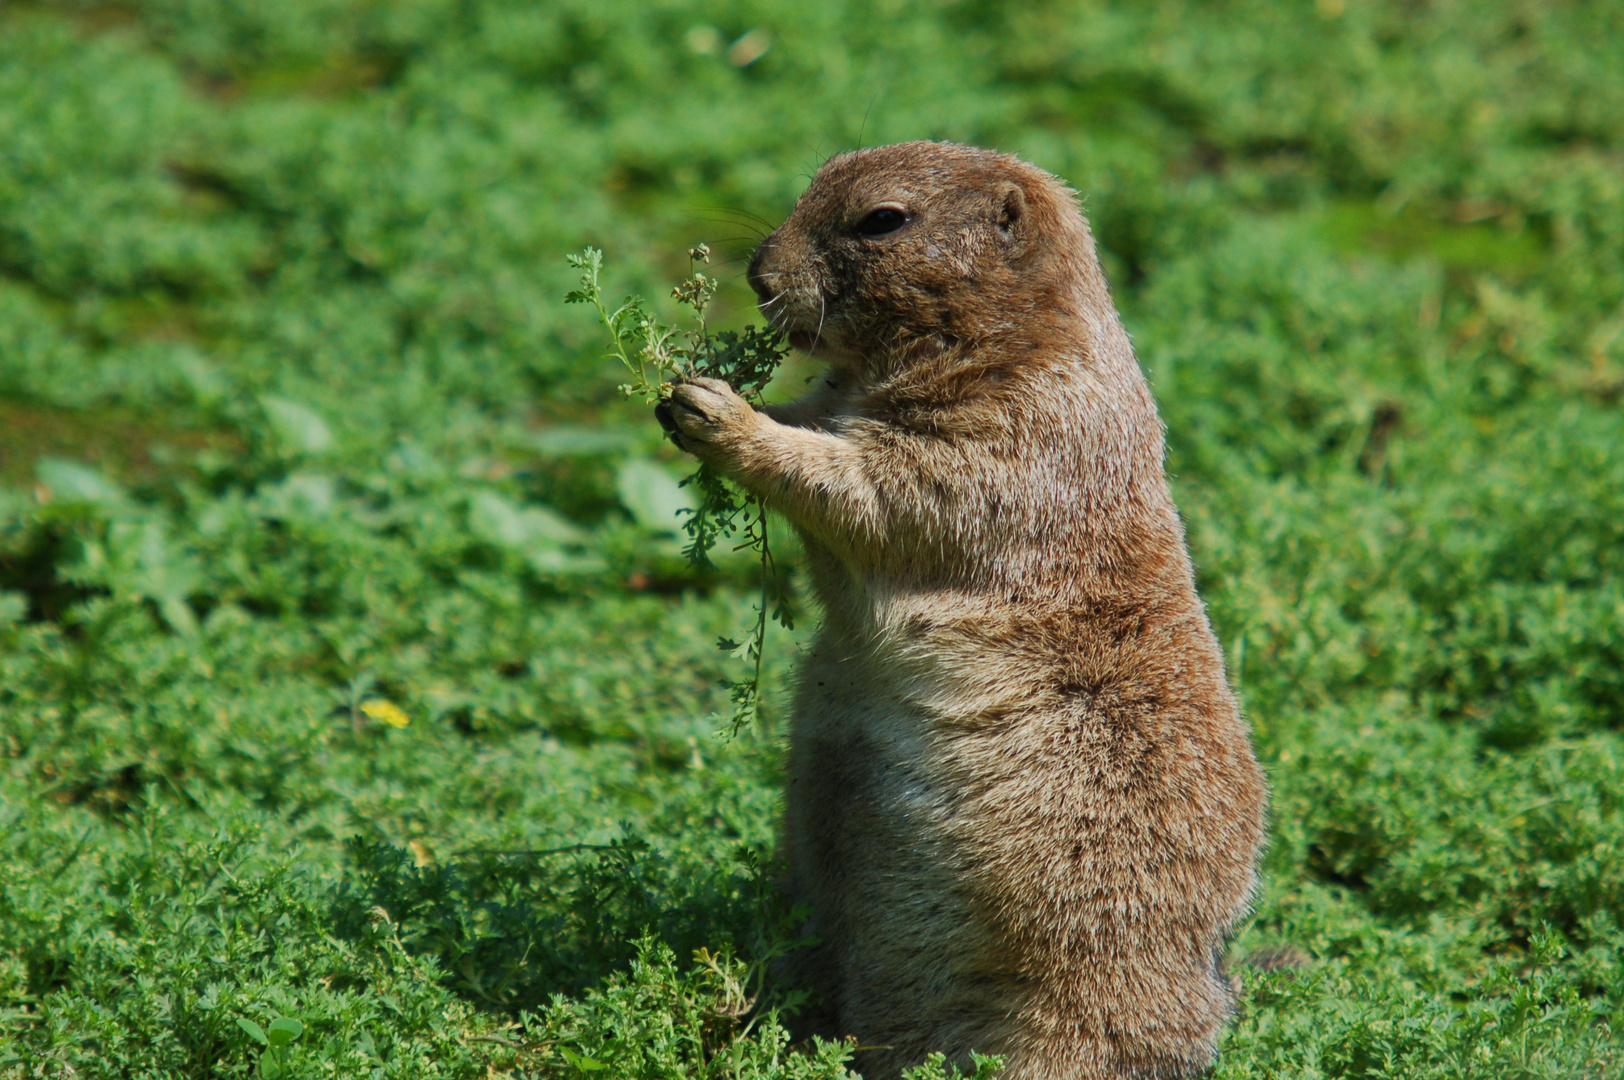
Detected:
left=783, top=631, right=1010, bottom=1029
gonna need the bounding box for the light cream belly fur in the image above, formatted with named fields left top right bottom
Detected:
left=783, top=589, right=1029, bottom=1063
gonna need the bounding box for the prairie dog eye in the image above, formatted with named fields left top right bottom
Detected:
left=856, top=206, right=908, bottom=237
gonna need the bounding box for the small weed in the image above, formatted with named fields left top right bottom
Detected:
left=236, top=1014, right=304, bottom=1079
left=569, top=244, right=794, bottom=735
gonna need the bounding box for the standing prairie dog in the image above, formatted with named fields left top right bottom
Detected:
left=657, top=141, right=1266, bottom=1080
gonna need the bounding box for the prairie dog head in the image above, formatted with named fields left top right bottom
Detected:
left=748, top=141, right=1101, bottom=373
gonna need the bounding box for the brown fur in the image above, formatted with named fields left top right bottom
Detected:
left=659, top=142, right=1267, bottom=1080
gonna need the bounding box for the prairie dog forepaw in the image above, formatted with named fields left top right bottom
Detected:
left=657, top=377, right=756, bottom=464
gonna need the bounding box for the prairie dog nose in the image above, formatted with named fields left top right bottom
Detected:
left=747, top=238, right=778, bottom=305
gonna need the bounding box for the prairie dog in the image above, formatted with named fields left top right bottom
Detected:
left=658, top=141, right=1266, bottom=1080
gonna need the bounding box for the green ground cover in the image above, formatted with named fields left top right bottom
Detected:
left=1, top=1, right=1622, bottom=1076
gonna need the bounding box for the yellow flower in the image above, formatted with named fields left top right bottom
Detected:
left=360, top=698, right=410, bottom=728
left=408, top=839, right=433, bottom=867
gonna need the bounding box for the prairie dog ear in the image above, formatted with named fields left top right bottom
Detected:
left=995, top=180, right=1027, bottom=244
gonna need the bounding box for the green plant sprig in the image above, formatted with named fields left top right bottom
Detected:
left=567, top=245, right=793, bottom=736
left=236, top=1014, right=304, bottom=1079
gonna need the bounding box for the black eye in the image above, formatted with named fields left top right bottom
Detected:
left=856, top=207, right=908, bottom=237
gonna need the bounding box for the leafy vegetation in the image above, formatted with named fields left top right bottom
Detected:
left=1, top=0, right=1621, bottom=1076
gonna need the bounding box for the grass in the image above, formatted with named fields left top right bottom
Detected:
left=1, top=1, right=1622, bottom=1076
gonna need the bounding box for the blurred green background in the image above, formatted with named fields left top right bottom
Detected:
left=1, top=1, right=1622, bottom=1076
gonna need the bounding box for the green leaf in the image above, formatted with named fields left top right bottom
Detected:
left=157, top=595, right=200, bottom=637
left=266, top=1016, right=303, bottom=1047
left=526, top=548, right=607, bottom=576
left=260, top=473, right=337, bottom=518
left=36, top=458, right=128, bottom=509
left=260, top=395, right=335, bottom=454
left=524, top=426, right=638, bottom=457
left=258, top=1051, right=283, bottom=1080
left=468, top=490, right=586, bottom=550
left=236, top=1018, right=269, bottom=1046
left=615, top=458, right=695, bottom=533
left=0, top=591, right=27, bottom=628
left=561, top=1047, right=607, bottom=1072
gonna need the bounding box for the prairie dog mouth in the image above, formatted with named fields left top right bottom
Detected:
left=788, top=330, right=818, bottom=353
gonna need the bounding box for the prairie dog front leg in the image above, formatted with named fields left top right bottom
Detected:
left=761, top=376, right=849, bottom=430
left=658, top=377, right=882, bottom=546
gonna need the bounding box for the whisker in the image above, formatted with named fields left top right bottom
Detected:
left=694, top=204, right=775, bottom=226
left=759, top=291, right=791, bottom=333
left=710, top=207, right=777, bottom=232
left=811, top=292, right=827, bottom=353
left=856, top=93, right=878, bottom=149
left=689, top=208, right=773, bottom=240
left=699, top=234, right=768, bottom=249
